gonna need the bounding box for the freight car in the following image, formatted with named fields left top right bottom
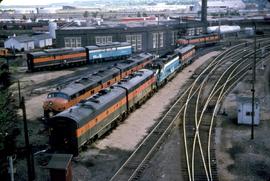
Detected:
left=26, top=42, right=132, bottom=72
left=27, top=47, right=87, bottom=71
left=176, top=34, right=220, bottom=46
left=48, top=69, right=156, bottom=155
left=43, top=53, right=154, bottom=118
left=86, top=42, right=132, bottom=63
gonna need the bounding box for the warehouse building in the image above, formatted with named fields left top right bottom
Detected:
left=4, top=33, right=53, bottom=51
left=55, top=20, right=205, bottom=56
left=32, top=34, right=53, bottom=48
left=4, top=35, right=35, bottom=51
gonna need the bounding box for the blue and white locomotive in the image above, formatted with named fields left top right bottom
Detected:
left=86, top=42, right=132, bottom=63
left=151, top=54, right=181, bottom=86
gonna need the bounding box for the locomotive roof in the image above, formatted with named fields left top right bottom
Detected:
left=116, top=69, right=153, bottom=92
left=28, top=47, right=85, bottom=57
left=48, top=52, right=153, bottom=97
left=85, top=42, right=131, bottom=50
left=128, top=53, right=153, bottom=61
left=175, top=45, right=195, bottom=54
left=180, top=33, right=218, bottom=40
left=54, top=86, right=126, bottom=127
left=59, top=67, right=120, bottom=96
left=53, top=69, right=154, bottom=127
left=154, top=53, right=179, bottom=66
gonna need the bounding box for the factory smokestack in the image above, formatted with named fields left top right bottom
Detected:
left=201, top=0, right=208, bottom=32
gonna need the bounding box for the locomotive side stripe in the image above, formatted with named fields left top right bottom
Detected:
left=33, top=52, right=87, bottom=63
left=75, top=76, right=156, bottom=137
left=44, top=58, right=153, bottom=112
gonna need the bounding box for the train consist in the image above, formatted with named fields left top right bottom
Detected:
left=149, top=45, right=195, bottom=86
left=48, top=45, right=196, bottom=155
left=176, top=33, right=220, bottom=46
left=49, top=69, right=156, bottom=154
left=26, top=42, right=132, bottom=71
left=43, top=53, right=154, bottom=118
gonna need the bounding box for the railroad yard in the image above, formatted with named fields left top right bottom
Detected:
left=1, top=1, right=270, bottom=180
left=9, top=35, right=270, bottom=180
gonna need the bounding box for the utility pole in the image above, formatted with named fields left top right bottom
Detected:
left=251, top=22, right=256, bottom=140
left=21, top=95, right=35, bottom=180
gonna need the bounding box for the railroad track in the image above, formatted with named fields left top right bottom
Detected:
left=109, top=37, right=270, bottom=181
left=181, top=38, right=270, bottom=181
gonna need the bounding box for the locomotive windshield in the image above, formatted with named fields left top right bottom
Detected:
left=47, top=92, right=70, bottom=100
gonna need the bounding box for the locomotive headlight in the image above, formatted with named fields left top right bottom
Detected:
left=49, top=101, right=53, bottom=105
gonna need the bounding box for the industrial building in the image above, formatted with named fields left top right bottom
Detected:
left=237, top=97, right=260, bottom=125
left=55, top=20, right=205, bottom=56
left=32, top=34, right=53, bottom=48
left=4, top=33, right=53, bottom=51
left=4, top=35, right=35, bottom=51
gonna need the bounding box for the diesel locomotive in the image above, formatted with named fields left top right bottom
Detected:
left=176, top=33, right=220, bottom=46
left=49, top=69, right=156, bottom=155
left=43, top=53, right=154, bottom=118
left=27, top=42, right=132, bottom=71
left=48, top=45, right=196, bottom=155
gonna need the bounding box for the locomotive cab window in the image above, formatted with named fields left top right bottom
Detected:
left=47, top=92, right=70, bottom=100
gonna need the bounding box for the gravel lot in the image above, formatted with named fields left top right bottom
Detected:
left=216, top=60, right=270, bottom=181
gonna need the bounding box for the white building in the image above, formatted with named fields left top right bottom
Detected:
left=4, top=35, right=35, bottom=51
left=237, top=97, right=260, bottom=125
left=32, top=34, right=53, bottom=48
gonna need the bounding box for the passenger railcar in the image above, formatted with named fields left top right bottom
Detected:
left=43, top=53, right=154, bottom=118
left=27, top=47, right=87, bottom=71
left=49, top=69, right=156, bottom=155
left=86, top=42, right=132, bottom=63
left=176, top=34, right=220, bottom=46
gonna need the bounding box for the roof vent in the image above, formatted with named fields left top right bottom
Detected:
left=89, top=98, right=100, bottom=103
left=81, top=77, right=88, bottom=81
left=92, top=94, right=98, bottom=98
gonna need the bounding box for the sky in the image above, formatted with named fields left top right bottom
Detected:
left=1, top=0, right=74, bottom=5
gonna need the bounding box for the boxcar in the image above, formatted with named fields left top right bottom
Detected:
left=85, top=42, right=132, bottom=63
left=49, top=69, right=156, bottom=155
left=27, top=47, right=87, bottom=71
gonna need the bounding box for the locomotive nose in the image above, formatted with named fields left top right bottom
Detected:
left=43, top=98, right=69, bottom=112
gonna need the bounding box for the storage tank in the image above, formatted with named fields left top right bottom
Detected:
left=49, top=22, right=57, bottom=39
left=207, top=25, right=241, bottom=34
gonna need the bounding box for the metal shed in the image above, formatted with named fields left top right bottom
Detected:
left=237, top=97, right=260, bottom=125
left=45, top=154, right=73, bottom=181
